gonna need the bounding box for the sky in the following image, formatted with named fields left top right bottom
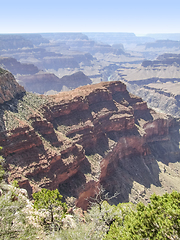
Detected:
left=1, top=0, right=180, bottom=35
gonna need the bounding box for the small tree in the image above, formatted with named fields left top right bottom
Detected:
left=33, top=188, right=67, bottom=229
left=88, top=185, right=119, bottom=211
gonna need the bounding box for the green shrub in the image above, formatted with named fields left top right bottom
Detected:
left=105, top=191, right=180, bottom=240
left=33, top=189, right=67, bottom=231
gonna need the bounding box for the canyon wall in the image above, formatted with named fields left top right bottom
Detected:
left=0, top=74, right=179, bottom=210
left=0, top=69, right=25, bottom=104
left=18, top=71, right=92, bottom=94
left=0, top=57, right=39, bottom=75
left=111, top=53, right=180, bottom=118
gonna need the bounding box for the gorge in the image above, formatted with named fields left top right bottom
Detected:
left=0, top=68, right=180, bottom=209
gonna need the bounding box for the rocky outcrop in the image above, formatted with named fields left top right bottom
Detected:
left=0, top=78, right=179, bottom=209
left=59, top=71, right=92, bottom=90
left=0, top=69, right=25, bottom=104
left=42, top=81, right=136, bottom=153
left=17, top=71, right=92, bottom=94
left=0, top=57, right=39, bottom=75
left=0, top=107, right=86, bottom=196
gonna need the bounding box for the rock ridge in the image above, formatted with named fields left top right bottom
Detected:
left=0, top=78, right=179, bottom=209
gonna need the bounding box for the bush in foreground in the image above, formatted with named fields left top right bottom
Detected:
left=105, top=191, right=180, bottom=239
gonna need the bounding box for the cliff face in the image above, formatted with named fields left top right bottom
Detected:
left=111, top=53, right=180, bottom=118
left=0, top=57, right=39, bottom=75
left=17, top=71, right=92, bottom=94
left=76, top=113, right=175, bottom=209
left=0, top=77, right=179, bottom=210
left=127, top=83, right=180, bottom=118
left=0, top=69, right=25, bottom=104
left=42, top=81, right=135, bottom=152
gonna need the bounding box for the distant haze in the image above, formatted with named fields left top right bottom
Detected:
left=1, top=0, right=180, bottom=35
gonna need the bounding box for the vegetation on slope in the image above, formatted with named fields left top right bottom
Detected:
left=1, top=156, right=180, bottom=240
left=2, top=92, right=49, bottom=131
left=0, top=150, right=41, bottom=239
left=0, top=67, right=7, bottom=75
left=1, top=146, right=180, bottom=239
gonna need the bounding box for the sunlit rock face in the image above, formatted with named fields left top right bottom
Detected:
left=0, top=74, right=179, bottom=210
left=0, top=69, right=25, bottom=104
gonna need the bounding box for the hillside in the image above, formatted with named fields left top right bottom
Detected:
left=0, top=70, right=180, bottom=210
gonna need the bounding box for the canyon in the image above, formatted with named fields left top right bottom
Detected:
left=0, top=69, right=180, bottom=210
left=111, top=53, right=180, bottom=118
left=0, top=33, right=143, bottom=87
left=1, top=33, right=180, bottom=210
left=0, top=56, right=93, bottom=94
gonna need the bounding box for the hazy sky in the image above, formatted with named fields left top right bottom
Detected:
left=1, top=0, right=180, bottom=35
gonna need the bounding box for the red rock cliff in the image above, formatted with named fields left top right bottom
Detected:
left=0, top=69, right=25, bottom=104
left=0, top=77, right=178, bottom=208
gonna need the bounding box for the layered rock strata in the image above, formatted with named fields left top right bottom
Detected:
left=111, top=53, right=180, bottom=117
left=0, top=77, right=179, bottom=210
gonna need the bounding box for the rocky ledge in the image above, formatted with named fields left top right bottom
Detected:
left=0, top=77, right=179, bottom=209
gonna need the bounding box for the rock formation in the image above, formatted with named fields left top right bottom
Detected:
left=0, top=68, right=25, bottom=104
left=0, top=32, right=143, bottom=85
left=0, top=57, right=39, bottom=75
left=17, top=71, right=92, bottom=94
left=0, top=73, right=180, bottom=210
left=111, top=53, right=180, bottom=117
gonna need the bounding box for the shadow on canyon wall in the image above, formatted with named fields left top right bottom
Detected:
left=100, top=110, right=180, bottom=205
